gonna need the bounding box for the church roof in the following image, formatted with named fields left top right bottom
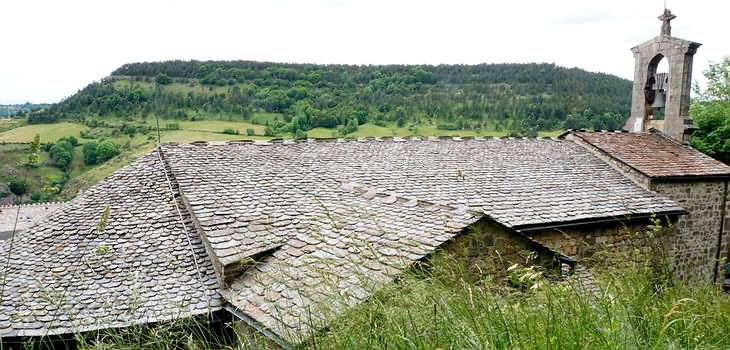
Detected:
left=0, top=153, right=222, bottom=338
left=163, top=138, right=683, bottom=232
left=570, top=130, right=730, bottom=179
left=0, top=137, right=685, bottom=343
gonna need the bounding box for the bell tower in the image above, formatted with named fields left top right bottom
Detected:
left=625, top=9, right=701, bottom=143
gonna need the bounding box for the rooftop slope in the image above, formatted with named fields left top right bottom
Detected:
left=164, top=138, right=683, bottom=230
left=224, top=184, right=481, bottom=344
left=0, top=152, right=221, bottom=337
left=570, top=130, right=730, bottom=179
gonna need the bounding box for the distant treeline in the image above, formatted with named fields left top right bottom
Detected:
left=49, top=60, right=632, bottom=134
left=2, top=103, right=51, bottom=117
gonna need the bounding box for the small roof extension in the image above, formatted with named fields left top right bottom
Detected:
left=569, top=130, right=730, bottom=180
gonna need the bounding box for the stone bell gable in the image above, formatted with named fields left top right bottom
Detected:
left=625, top=9, right=701, bottom=144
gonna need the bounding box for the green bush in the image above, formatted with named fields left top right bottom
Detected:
left=8, top=178, right=29, bottom=196
left=264, top=127, right=276, bottom=137
left=165, top=122, right=180, bottom=130
left=155, top=73, right=172, bottom=85
left=96, top=140, right=120, bottom=163
left=83, top=142, right=98, bottom=165
left=222, top=128, right=239, bottom=135
left=49, top=140, right=74, bottom=169
left=246, top=128, right=255, bottom=136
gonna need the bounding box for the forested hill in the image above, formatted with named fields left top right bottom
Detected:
left=50, top=60, right=632, bottom=135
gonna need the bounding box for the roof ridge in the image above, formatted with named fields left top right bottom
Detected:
left=162, top=136, right=564, bottom=147
left=0, top=201, right=65, bottom=210
left=339, top=181, right=485, bottom=218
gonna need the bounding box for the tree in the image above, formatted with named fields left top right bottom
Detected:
left=156, top=73, right=172, bottom=85
left=96, top=140, right=121, bottom=162
left=691, top=57, right=730, bottom=164
left=8, top=178, right=29, bottom=196
left=49, top=140, right=73, bottom=169
left=27, top=134, right=40, bottom=167
left=83, top=142, right=99, bottom=165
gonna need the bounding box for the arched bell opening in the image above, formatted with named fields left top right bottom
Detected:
left=645, top=54, right=669, bottom=120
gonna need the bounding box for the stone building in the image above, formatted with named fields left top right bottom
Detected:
left=1, top=136, right=725, bottom=348
left=1, top=8, right=728, bottom=349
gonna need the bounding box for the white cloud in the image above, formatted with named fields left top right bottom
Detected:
left=1, top=0, right=727, bottom=103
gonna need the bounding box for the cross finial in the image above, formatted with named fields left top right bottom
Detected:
left=658, top=8, right=676, bottom=36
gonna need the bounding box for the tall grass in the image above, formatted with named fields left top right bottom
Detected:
left=311, top=255, right=730, bottom=350
left=9, top=256, right=730, bottom=350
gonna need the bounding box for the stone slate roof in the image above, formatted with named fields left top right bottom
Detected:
left=163, top=138, right=683, bottom=231
left=160, top=137, right=684, bottom=344
left=571, top=130, right=730, bottom=179
left=0, top=152, right=221, bottom=337
left=0, top=203, right=63, bottom=241
left=0, top=137, right=686, bottom=344
left=224, top=183, right=481, bottom=343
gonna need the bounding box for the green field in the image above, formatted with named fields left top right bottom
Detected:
left=0, top=122, right=89, bottom=143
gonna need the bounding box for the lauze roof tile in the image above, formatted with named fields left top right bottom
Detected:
left=0, top=137, right=685, bottom=344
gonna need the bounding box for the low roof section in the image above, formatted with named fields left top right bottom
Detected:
left=0, top=151, right=222, bottom=338
left=569, top=130, right=730, bottom=180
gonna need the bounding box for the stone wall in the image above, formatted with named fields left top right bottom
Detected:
left=442, top=220, right=561, bottom=279
left=650, top=180, right=727, bottom=282
left=527, top=218, right=686, bottom=281
left=527, top=220, right=662, bottom=261
left=725, top=182, right=730, bottom=269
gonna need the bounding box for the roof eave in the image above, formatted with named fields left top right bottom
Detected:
left=512, top=210, right=688, bottom=234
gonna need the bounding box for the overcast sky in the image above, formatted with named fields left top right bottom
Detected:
left=1, top=0, right=727, bottom=104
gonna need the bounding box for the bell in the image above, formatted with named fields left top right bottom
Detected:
left=651, top=91, right=666, bottom=109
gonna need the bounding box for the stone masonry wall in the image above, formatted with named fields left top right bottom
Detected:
left=442, top=220, right=561, bottom=279
left=725, top=182, right=730, bottom=270
left=528, top=220, right=661, bottom=261
left=651, top=180, right=727, bottom=282
left=527, top=218, right=687, bottom=281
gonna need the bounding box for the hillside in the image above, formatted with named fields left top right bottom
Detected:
left=0, top=102, right=51, bottom=117
left=48, top=61, right=632, bottom=136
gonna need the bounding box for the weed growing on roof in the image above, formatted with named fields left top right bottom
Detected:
left=97, top=206, right=110, bottom=234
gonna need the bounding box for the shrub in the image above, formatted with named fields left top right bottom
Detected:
left=222, top=128, right=239, bottom=135
left=246, top=128, right=255, bottom=136
left=83, top=142, right=99, bottom=165
left=155, top=73, right=172, bottom=85
left=8, top=178, right=29, bottom=196
left=49, top=140, right=73, bottom=169
left=436, top=123, right=461, bottom=131
left=264, top=127, right=276, bottom=137
left=165, top=123, right=180, bottom=130
left=96, top=140, right=120, bottom=163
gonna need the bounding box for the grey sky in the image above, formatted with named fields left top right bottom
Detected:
left=1, top=0, right=727, bottom=104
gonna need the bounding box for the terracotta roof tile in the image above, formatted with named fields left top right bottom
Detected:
left=572, top=131, right=730, bottom=179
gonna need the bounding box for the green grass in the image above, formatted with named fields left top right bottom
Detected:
left=163, top=119, right=267, bottom=135
left=309, top=261, right=730, bottom=349
left=0, top=122, right=89, bottom=143
left=13, top=255, right=730, bottom=349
